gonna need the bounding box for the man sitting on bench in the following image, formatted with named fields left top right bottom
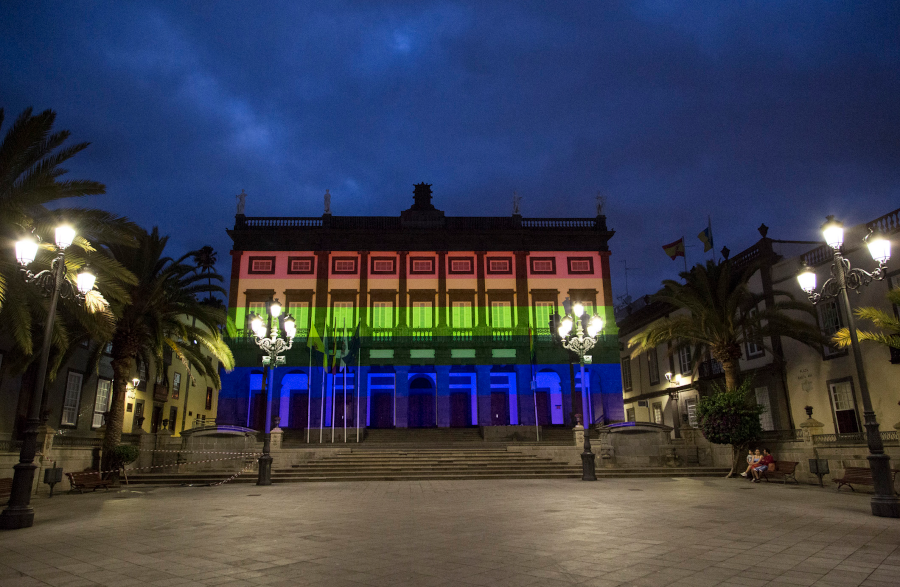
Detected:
left=751, top=448, right=774, bottom=483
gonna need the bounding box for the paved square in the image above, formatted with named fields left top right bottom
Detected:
left=1, top=477, right=898, bottom=586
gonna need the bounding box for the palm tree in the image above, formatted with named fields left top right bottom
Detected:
left=629, top=259, right=824, bottom=389
left=192, top=245, right=218, bottom=299
left=0, top=107, right=138, bottom=400
left=98, top=228, right=235, bottom=466
left=833, top=287, right=900, bottom=352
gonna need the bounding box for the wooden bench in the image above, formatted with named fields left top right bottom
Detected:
left=66, top=471, right=111, bottom=493
left=0, top=478, right=12, bottom=504
left=761, top=461, right=799, bottom=485
left=833, top=467, right=900, bottom=494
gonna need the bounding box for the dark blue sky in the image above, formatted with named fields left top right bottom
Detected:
left=3, top=1, right=898, bottom=302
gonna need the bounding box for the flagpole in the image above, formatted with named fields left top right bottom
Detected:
left=708, top=215, right=714, bottom=260
left=307, top=347, right=312, bottom=444
left=320, top=326, right=326, bottom=444
left=683, top=236, right=688, bottom=273
left=356, top=349, right=361, bottom=443
left=343, top=320, right=347, bottom=443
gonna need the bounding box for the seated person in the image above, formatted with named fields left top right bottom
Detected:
left=751, top=448, right=774, bottom=483
left=741, top=449, right=762, bottom=477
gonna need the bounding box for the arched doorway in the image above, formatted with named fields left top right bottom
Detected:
left=407, top=376, right=436, bottom=428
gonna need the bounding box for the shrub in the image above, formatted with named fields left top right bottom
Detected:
left=696, top=379, right=764, bottom=477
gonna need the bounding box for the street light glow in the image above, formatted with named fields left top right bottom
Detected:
left=797, top=268, right=817, bottom=293
left=15, top=237, right=38, bottom=266
left=867, top=234, right=891, bottom=263
left=573, top=302, right=584, bottom=317
left=821, top=216, right=844, bottom=249
left=54, top=225, right=76, bottom=249
left=558, top=316, right=573, bottom=337
left=76, top=266, right=96, bottom=294
left=269, top=302, right=282, bottom=317
left=283, top=315, right=296, bottom=339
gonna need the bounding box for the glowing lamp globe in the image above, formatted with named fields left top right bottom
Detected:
left=55, top=225, right=76, bottom=249
left=269, top=302, right=282, bottom=318
left=76, top=266, right=96, bottom=294
left=15, top=237, right=39, bottom=266
left=573, top=302, right=585, bottom=317
left=821, top=217, right=844, bottom=249
left=867, top=234, right=891, bottom=263
left=797, top=269, right=817, bottom=293
left=283, top=316, right=296, bottom=339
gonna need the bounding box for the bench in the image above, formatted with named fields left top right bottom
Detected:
left=0, top=478, right=12, bottom=504
left=761, top=461, right=799, bottom=485
left=833, top=467, right=900, bottom=494
left=66, top=471, right=111, bottom=494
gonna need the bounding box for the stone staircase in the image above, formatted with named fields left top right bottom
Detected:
left=123, top=448, right=729, bottom=485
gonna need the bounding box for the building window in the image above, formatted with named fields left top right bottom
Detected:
left=205, top=387, right=213, bottom=410
left=332, top=258, right=358, bottom=274
left=248, top=256, right=275, bottom=274
left=452, top=301, right=473, bottom=329
left=61, top=371, right=84, bottom=426
left=373, top=302, right=393, bottom=329
left=371, top=258, right=396, bottom=274
left=652, top=402, right=663, bottom=425
left=678, top=346, right=691, bottom=375
left=134, top=401, right=144, bottom=423
left=490, top=301, right=512, bottom=329
left=648, top=347, right=660, bottom=386
left=486, top=257, right=512, bottom=274
left=287, top=256, right=315, bottom=274
left=828, top=379, right=860, bottom=434
left=534, top=301, right=554, bottom=332
left=92, top=378, right=112, bottom=428
left=530, top=257, right=556, bottom=274
left=621, top=357, right=632, bottom=391
left=168, top=406, right=178, bottom=431
left=626, top=408, right=636, bottom=422
left=332, top=301, right=354, bottom=329
left=410, top=257, right=435, bottom=274
left=172, top=372, right=181, bottom=399
left=287, top=302, right=309, bottom=331
left=744, top=307, right=765, bottom=358
left=685, top=397, right=698, bottom=427
left=449, top=257, right=473, bottom=274
left=412, top=302, right=432, bottom=329
left=819, top=299, right=843, bottom=357
left=567, top=257, right=594, bottom=274
left=755, top=386, right=774, bottom=431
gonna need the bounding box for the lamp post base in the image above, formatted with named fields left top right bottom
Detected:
left=581, top=451, right=597, bottom=481
left=0, top=462, right=38, bottom=530
left=867, top=453, right=900, bottom=518
left=257, top=454, right=272, bottom=486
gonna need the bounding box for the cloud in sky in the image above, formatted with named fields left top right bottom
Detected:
left=1, top=0, right=898, bottom=301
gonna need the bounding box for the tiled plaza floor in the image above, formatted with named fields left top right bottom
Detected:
left=1, top=477, right=899, bottom=587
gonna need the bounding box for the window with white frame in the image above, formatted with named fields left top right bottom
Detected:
left=333, top=259, right=356, bottom=273
left=678, top=345, right=691, bottom=375
left=373, top=259, right=394, bottom=273
left=828, top=379, right=860, bottom=434
left=373, top=302, right=393, bottom=329
left=685, top=397, right=698, bottom=427
left=534, top=301, right=554, bottom=331
left=626, top=408, right=636, bottom=422
left=451, top=301, right=472, bottom=329
left=412, top=302, right=433, bottom=329
left=488, top=258, right=510, bottom=273
left=745, top=307, right=765, bottom=358
left=61, top=371, right=84, bottom=426
left=332, top=301, right=354, bottom=329
left=250, top=258, right=273, bottom=272
left=288, top=302, right=309, bottom=330
left=490, top=301, right=512, bottom=329
left=450, top=258, right=472, bottom=273
left=755, top=386, right=774, bottom=431
left=92, top=378, right=112, bottom=428
left=411, top=258, right=434, bottom=273
left=621, top=357, right=632, bottom=391
left=652, top=402, right=663, bottom=425
left=819, top=299, right=843, bottom=357
left=648, top=347, right=660, bottom=386
left=290, top=258, right=312, bottom=273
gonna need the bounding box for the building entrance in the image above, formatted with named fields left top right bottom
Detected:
left=450, top=392, right=470, bottom=427
left=408, top=377, right=436, bottom=428
left=371, top=392, right=393, bottom=428
left=490, top=392, right=509, bottom=425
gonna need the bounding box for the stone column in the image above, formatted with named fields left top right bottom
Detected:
left=515, top=363, right=533, bottom=426
left=436, top=365, right=451, bottom=428
left=475, top=364, right=492, bottom=426
left=395, top=366, right=410, bottom=428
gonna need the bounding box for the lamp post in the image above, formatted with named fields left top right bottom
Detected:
left=0, top=226, right=97, bottom=530
left=249, top=300, right=296, bottom=485
left=556, top=301, right=604, bottom=481
left=665, top=372, right=681, bottom=439
left=797, top=216, right=899, bottom=518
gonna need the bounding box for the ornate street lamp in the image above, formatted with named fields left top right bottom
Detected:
left=665, top=372, right=682, bottom=439
left=249, top=300, right=296, bottom=485
left=1, top=226, right=97, bottom=530
left=797, top=216, right=898, bottom=518
left=556, top=301, right=604, bottom=481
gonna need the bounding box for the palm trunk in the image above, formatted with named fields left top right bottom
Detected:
left=722, top=359, right=740, bottom=390
left=726, top=443, right=746, bottom=478
left=101, top=357, right=131, bottom=472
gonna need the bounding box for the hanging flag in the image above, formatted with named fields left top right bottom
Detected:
left=321, top=328, right=330, bottom=370
left=662, top=237, right=686, bottom=260
left=307, top=323, right=325, bottom=354
left=697, top=220, right=713, bottom=252
left=343, top=323, right=361, bottom=367
left=330, top=330, right=341, bottom=375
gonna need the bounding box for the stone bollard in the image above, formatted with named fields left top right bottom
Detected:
left=800, top=415, right=825, bottom=446
left=270, top=427, right=283, bottom=451
left=573, top=424, right=584, bottom=449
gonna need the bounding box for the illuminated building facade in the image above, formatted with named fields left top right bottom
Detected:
left=217, top=184, right=624, bottom=436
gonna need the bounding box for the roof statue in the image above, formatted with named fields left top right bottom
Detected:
left=324, top=189, right=331, bottom=215
left=512, top=191, right=521, bottom=215
left=596, top=192, right=606, bottom=216
left=236, top=189, right=247, bottom=214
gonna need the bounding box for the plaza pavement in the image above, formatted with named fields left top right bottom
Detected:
left=1, top=476, right=898, bottom=587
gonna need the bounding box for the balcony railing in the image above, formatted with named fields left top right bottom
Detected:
left=235, top=215, right=608, bottom=232
left=812, top=431, right=899, bottom=445
left=452, top=329, right=473, bottom=342
left=371, top=329, right=393, bottom=342
left=758, top=429, right=804, bottom=442
left=410, top=329, right=433, bottom=342
left=492, top=328, right=514, bottom=343
left=698, top=359, right=724, bottom=378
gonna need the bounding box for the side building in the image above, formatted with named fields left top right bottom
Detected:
left=217, top=184, right=624, bottom=436
left=617, top=208, right=900, bottom=442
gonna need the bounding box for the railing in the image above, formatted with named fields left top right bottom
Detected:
left=758, top=429, right=804, bottom=442
left=191, top=418, right=215, bottom=429
left=492, top=328, right=515, bottom=343
left=371, top=329, right=393, bottom=342
left=520, top=218, right=599, bottom=229
left=410, top=329, right=432, bottom=342
left=867, top=208, right=900, bottom=236
left=52, top=436, right=101, bottom=448
left=812, top=431, right=899, bottom=445
left=802, top=244, right=834, bottom=267
left=452, top=329, right=473, bottom=342
left=698, top=359, right=724, bottom=378
left=235, top=215, right=605, bottom=232
left=729, top=244, right=761, bottom=272
left=238, top=217, right=323, bottom=228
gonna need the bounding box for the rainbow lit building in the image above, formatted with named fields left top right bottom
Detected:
left=217, top=184, right=624, bottom=438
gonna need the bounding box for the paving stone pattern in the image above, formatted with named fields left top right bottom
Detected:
left=1, top=477, right=899, bottom=586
